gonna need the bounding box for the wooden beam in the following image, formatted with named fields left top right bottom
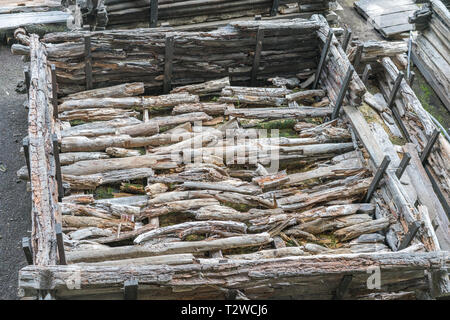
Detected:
left=362, top=64, right=372, bottom=86
left=387, top=71, right=404, bottom=109
left=50, top=64, right=58, bottom=119
left=55, top=223, right=66, bottom=265
left=342, top=28, right=352, bottom=52
left=52, top=134, right=64, bottom=202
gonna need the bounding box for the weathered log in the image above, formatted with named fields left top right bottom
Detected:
left=61, top=82, right=145, bottom=101
left=172, top=102, right=232, bottom=116
left=285, top=89, right=326, bottom=102
left=334, top=218, right=390, bottom=241
left=170, top=77, right=230, bottom=95
left=66, top=233, right=273, bottom=263
left=106, top=147, right=141, bottom=158
left=225, top=107, right=333, bottom=119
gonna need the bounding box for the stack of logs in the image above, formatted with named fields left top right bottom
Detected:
left=13, top=18, right=321, bottom=96
left=19, top=75, right=402, bottom=266
left=75, top=0, right=332, bottom=30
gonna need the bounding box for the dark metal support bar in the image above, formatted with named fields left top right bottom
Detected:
left=364, top=156, right=391, bottom=203
left=163, top=36, right=174, bottom=94
left=251, top=28, right=264, bottom=86
left=395, top=153, right=411, bottom=179
left=334, top=275, right=353, bottom=300
left=55, top=223, right=66, bottom=265
left=24, top=66, right=30, bottom=96
left=387, top=72, right=404, bottom=109
left=353, top=44, right=363, bottom=71
left=22, top=237, right=33, bottom=265
left=150, top=0, right=158, bottom=28
left=391, top=105, right=411, bottom=142
left=84, top=36, right=93, bottom=90
left=408, top=71, right=415, bottom=87
left=331, top=66, right=354, bottom=120
left=52, top=134, right=64, bottom=202
left=51, top=64, right=58, bottom=119
left=254, top=15, right=261, bottom=21
left=424, top=165, right=450, bottom=219
left=362, top=64, right=372, bottom=86
left=270, top=0, right=280, bottom=16
left=397, top=221, right=422, bottom=251
left=124, top=279, right=139, bottom=300
left=342, top=28, right=352, bottom=52
left=420, top=129, right=439, bottom=164
left=313, top=30, right=333, bottom=89
left=23, top=137, right=31, bottom=179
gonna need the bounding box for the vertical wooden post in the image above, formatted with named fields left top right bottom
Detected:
left=55, top=223, right=66, bottom=265
left=270, top=0, right=280, bottom=16
left=342, top=28, right=352, bottom=52
left=331, top=65, right=354, bottom=120
left=163, top=36, right=174, bottom=94
left=52, top=134, right=64, bottom=202
left=22, top=137, right=31, bottom=179
left=364, top=155, right=391, bottom=203
left=313, top=30, right=333, bottom=89
left=395, top=153, right=411, bottom=179
left=84, top=35, right=93, bottom=90
left=362, top=64, right=371, bottom=86
left=251, top=28, right=264, bottom=86
left=150, top=0, right=158, bottom=28
left=420, top=129, right=440, bottom=164
left=22, top=237, right=33, bottom=265
left=51, top=64, right=58, bottom=119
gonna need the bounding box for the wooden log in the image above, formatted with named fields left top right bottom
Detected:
left=18, top=251, right=449, bottom=299
left=225, top=107, right=333, bottom=119
left=75, top=254, right=196, bottom=266
left=286, top=89, right=326, bottom=102
left=63, top=168, right=155, bottom=190
left=172, top=102, right=232, bottom=116
left=170, top=77, right=230, bottom=95
left=334, top=218, right=390, bottom=241
left=106, top=147, right=141, bottom=158
left=66, top=233, right=273, bottom=263
left=62, top=215, right=134, bottom=231
left=61, top=83, right=145, bottom=101
left=59, top=108, right=140, bottom=122
left=58, top=93, right=199, bottom=112
left=134, top=220, right=248, bottom=244
left=59, top=152, right=110, bottom=165
left=140, top=198, right=221, bottom=219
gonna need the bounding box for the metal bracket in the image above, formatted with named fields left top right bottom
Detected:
left=395, top=153, right=411, bottom=179
left=52, top=134, right=64, bottom=202
left=23, top=137, right=31, bottom=179
left=397, top=221, right=422, bottom=251
left=22, top=237, right=33, bottom=265
left=313, top=30, right=333, bottom=89
left=24, top=66, right=30, bottom=97
left=124, top=279, right=138, bottom=300
left=150, top=0, right=158, bottom=28
left=334, top=275, right=353, bottom=300
left=163, top=36, right=174, bottom=94
left=331, top=65, right=354, bottom=120
left=84, top=36, right=93, bottom=90
left=51, top=64, right=58, bottom=119
left=55, top=223, right=66, bottom=265
left=420, top=129, right=439, bottom=164
left=364, top=155, right=391, bottom=203
left=251, top=28, right=264, bottom=86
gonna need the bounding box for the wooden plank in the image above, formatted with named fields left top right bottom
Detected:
left=0, top=11, right=70, bottom=33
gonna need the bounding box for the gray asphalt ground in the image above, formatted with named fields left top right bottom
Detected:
left=0, top=45, right=31, bottom=300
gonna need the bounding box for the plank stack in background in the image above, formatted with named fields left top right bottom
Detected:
left=410, top=0, right=450, bottom=111
left=74, top=0, right=332, bottom=30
